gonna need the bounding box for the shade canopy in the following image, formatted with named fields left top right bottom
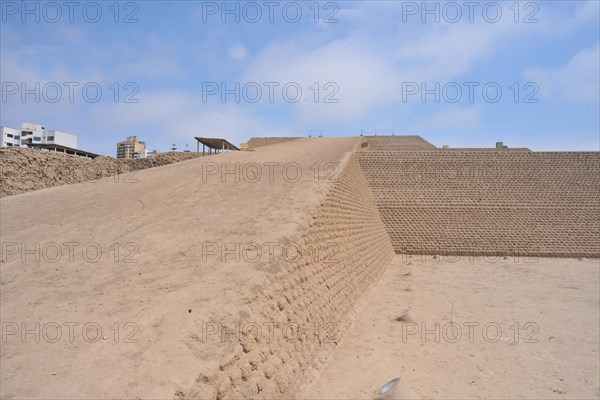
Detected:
left=194, top=137, right=240, bottom=151
left=28, top=143, right=100, bottom=159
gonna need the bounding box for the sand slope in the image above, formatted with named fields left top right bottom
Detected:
left=0, top=137, right=395, bottom=399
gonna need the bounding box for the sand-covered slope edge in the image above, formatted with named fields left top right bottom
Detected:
left=181, top=152, right=395, bottom=399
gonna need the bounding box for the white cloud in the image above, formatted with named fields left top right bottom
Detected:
left=396, top=21, right=514, bottom=80
left=228, top=43, right=248, bottom=61
left=241, top=37, right=401, bottom=125
left=524, top=43, right=600, bottom=103
left=235, top=15, right=526, bottom=128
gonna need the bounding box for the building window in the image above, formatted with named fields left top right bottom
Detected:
left=14, top=136, right=20, bottom=140
left=47, top=136, right=54, bottom=141
left=7, top=134, right=13, bottom=138
left=6, top=143, right=13, bottom=147
left=33, top=137, right=41, bottom=141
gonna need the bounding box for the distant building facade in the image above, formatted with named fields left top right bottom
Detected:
left=1, top=122, right=77, bottom=149
left=133, top=148, right=160, bottom=159
left=117, top=136, right=146, bottom=159
left=1, top=127, right=21, bottom=147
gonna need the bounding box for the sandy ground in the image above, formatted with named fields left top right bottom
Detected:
left=2, top=137, right=598, bottom=399
left=0, top=137, right=360, bottom=399
left=305, top=255, right=600, bottom=399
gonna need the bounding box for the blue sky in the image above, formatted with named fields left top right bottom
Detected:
left=1, top=0, right=599, bottom=155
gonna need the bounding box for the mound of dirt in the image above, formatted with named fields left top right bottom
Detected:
left=0, top=148, right=203, bottom=197
left=0, top=137, right=394, bottom=399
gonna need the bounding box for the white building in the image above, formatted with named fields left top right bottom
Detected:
left=133, top=148, right=160, bottom=159
left=1, top=122, right=77, bottom=149
left=0, top=126, right=22, bottom=147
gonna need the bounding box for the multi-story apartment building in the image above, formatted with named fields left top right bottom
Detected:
left=1, top=122, right=77, bottom=149
left=117, top=136, right=146, bottom=159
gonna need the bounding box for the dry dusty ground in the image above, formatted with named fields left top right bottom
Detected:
left=2, top=137, right=598, bottom=399
left=0, top=137, right=359, bottom=399
left=305, top=255, right=600, bottom=399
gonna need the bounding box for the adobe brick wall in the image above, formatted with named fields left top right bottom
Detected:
left=246, top=137, right=302, bottom=149
left=359, top=149, right=600, bottom=257
left=364, top=135, right=437, bottom=150
left=189, top=153, right=395, bottom=399
left=441, top=148, right=532, bottom=152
